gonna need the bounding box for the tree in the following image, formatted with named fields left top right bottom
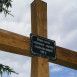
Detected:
left=0, top=0, right=13, bottom=16
left=0, top=64, right=18, bottom=77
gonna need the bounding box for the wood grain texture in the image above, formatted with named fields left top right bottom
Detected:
left=31, top=0, right=49, bottom=77
left=0, top=29, right=31, bottom=57
left=0, top=29, right=77, bottom=70
left=49, top=46, right=77, bottom=70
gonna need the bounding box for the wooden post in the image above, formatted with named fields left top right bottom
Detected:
left=31, top=0, right=49, bottom=77
left=0, top=0, right=77, bottom=75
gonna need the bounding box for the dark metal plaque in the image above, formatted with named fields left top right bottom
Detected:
left=30, top=34, right=56, bottom=60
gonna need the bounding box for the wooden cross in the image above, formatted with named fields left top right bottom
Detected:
left=0, top=0, right=77, bottom=77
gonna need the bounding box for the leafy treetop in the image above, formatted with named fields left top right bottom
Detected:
left=0, top=0, right=13, bottom=17
left=0, top=64, right=18, bottom=77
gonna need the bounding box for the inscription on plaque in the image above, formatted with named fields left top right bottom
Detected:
left=30, top=34, right=56, bottom=60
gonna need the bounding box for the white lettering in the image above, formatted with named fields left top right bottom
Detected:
left=34, top=45, right=45, bottom=50
left=46, top=45, right=53, bottom=49
left=44, top=41, right=50, bottom=44
left=46, top=48, right=53, bottom=52
left=34, top=41, right=44, bottom=46
left=37, top=38, right=43, bottom=42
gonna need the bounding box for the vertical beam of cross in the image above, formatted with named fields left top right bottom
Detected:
left=31, top=0, right=49, bottom=77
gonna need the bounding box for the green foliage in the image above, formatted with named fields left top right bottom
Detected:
left=0, top=0, right=13, bottom=17
left=0, top=64, right=18, bottom=77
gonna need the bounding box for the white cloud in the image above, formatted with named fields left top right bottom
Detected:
left=0, top=21, right=31, bottom=37
left=0, top=0, right=32, bottom=77
left=50, top=67, right=62, bottom=72
left=49, top=63, right=57, bottom=67
left=47, top=0, right=77, bottom=51
left=49, top=63, right=63, bottom=73
left=0, top=51, right=31, bottom=77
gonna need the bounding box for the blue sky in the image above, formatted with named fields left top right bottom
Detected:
left=49, top=63, right=77, bottom=77
left=0, top=0, right=77, bottom=77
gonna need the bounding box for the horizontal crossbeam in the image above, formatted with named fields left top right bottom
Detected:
left=0, top=29, right=31, bottom=57
left=0, top=29, right=77, bottom=70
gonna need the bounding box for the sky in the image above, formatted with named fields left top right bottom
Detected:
left=0, top=0, right=77, bottom=77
